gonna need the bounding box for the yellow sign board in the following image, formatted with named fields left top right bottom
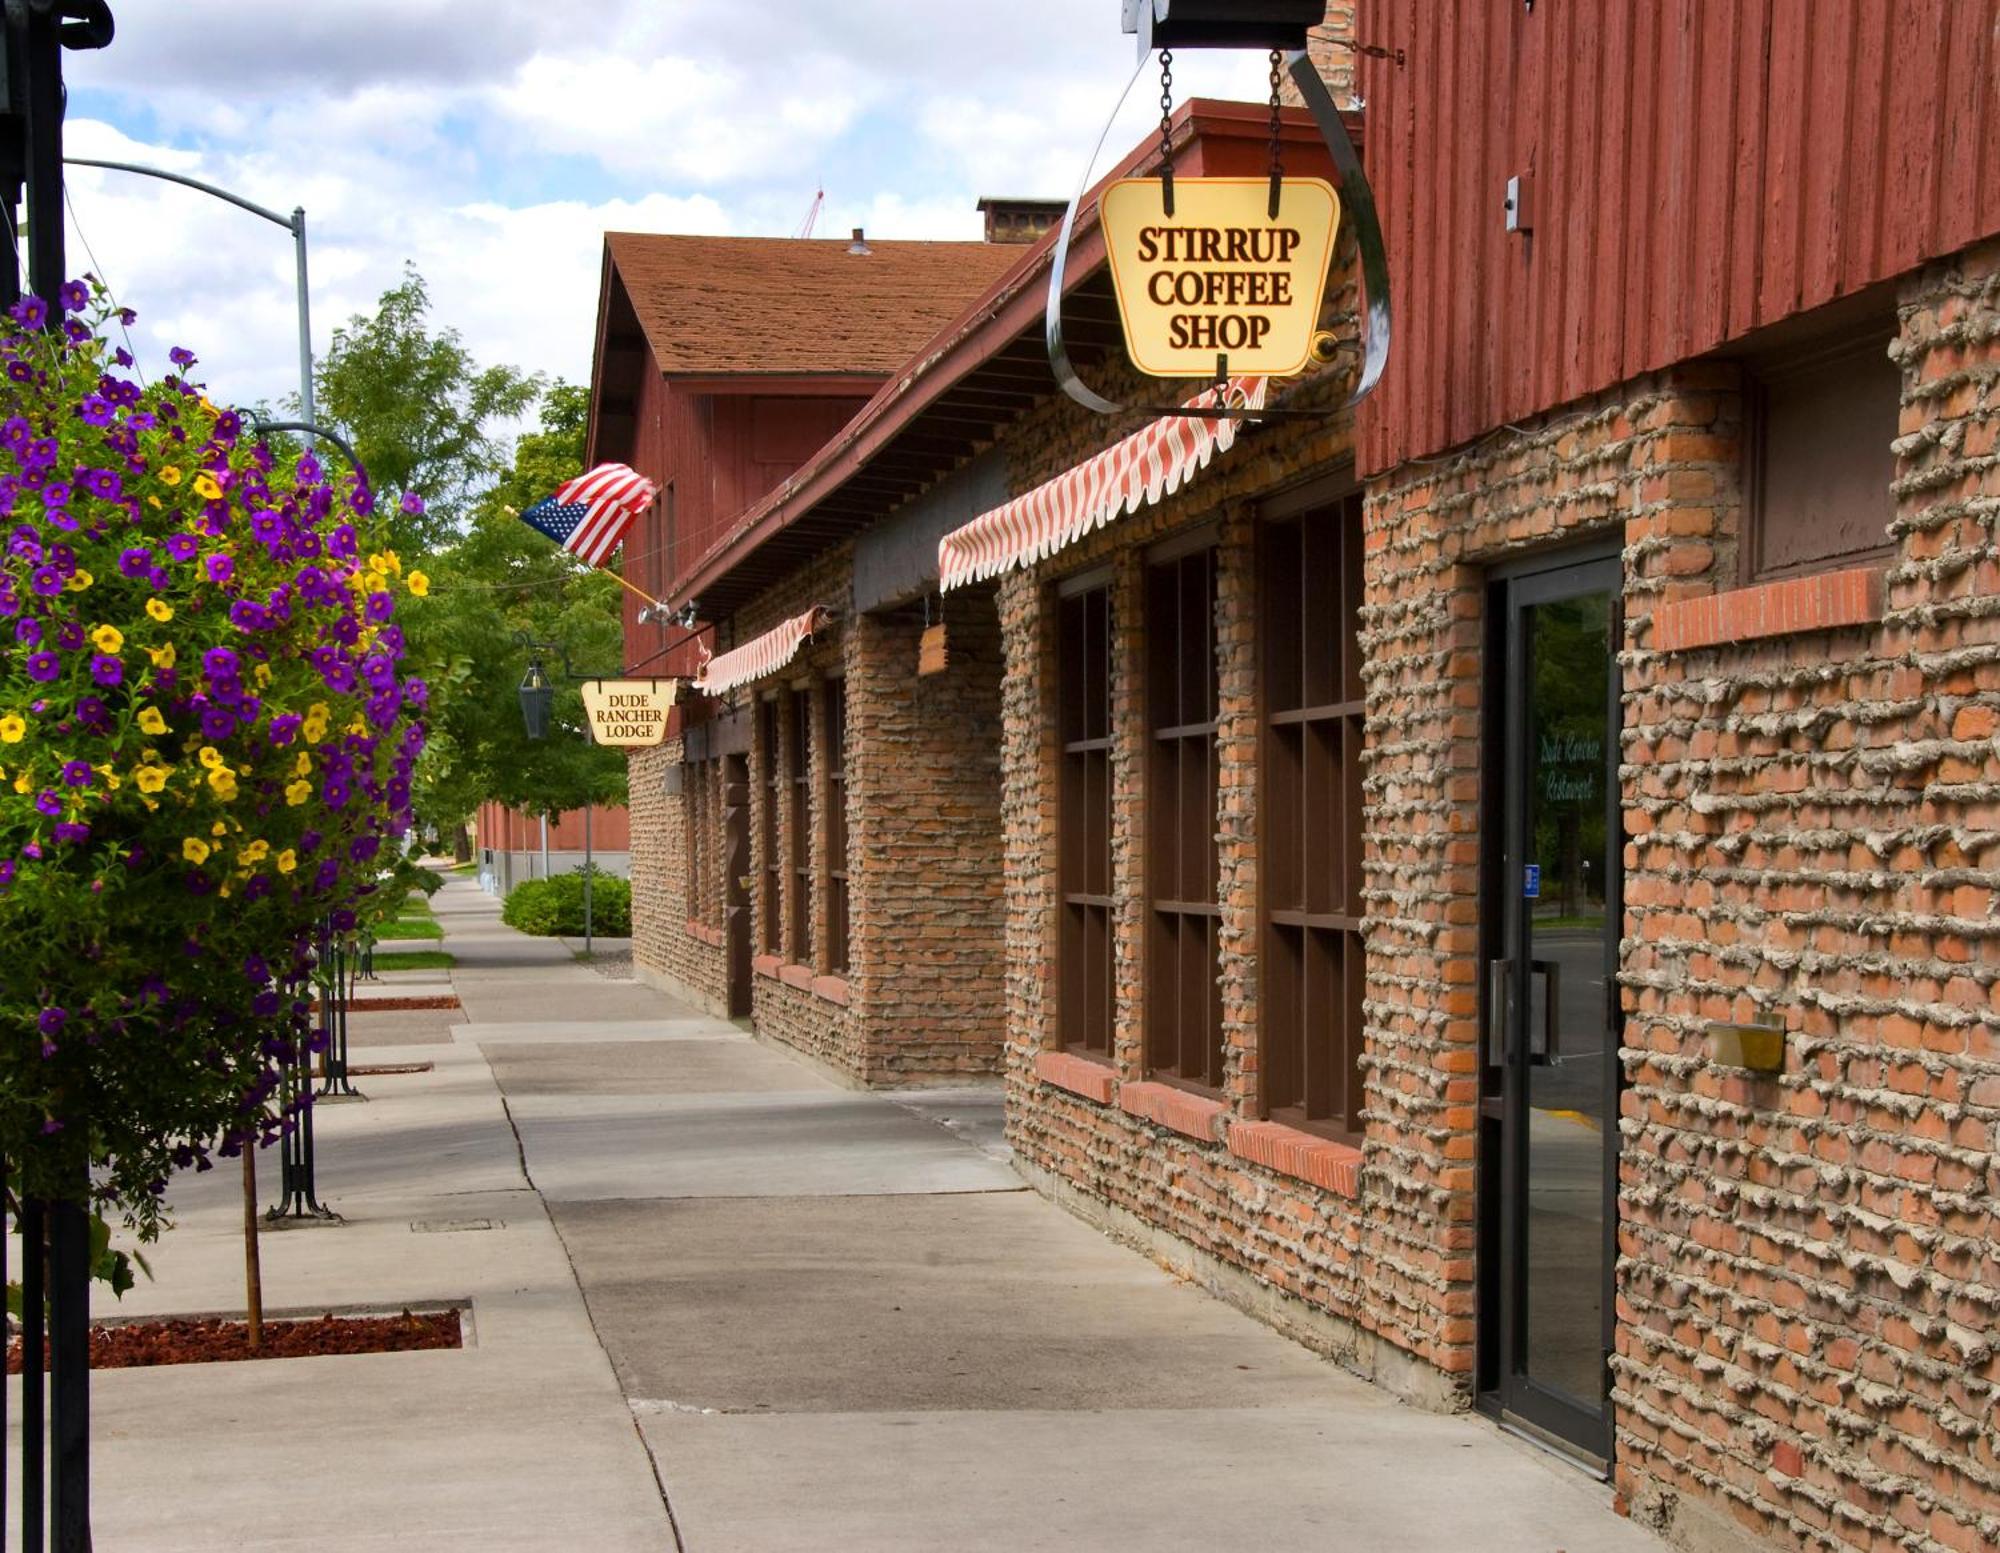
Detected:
left=579, top=679, right=677, bottom=747
left=1100, top=176, right=1340, bottom=379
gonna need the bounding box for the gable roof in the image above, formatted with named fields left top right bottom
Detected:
left=602, top=232, right=1026, bottom=378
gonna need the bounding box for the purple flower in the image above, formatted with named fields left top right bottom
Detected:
left=77, top=469, right=122, bottom=501
left=52, top=821, right=89, bottom=845
left=0, top=859, right=14, bottom=890
left=90, top=653, right=123, bottom=686
left=25, top=650, right=60, bottom=681
left=118, top=546, right=152, bottom=578
left=58, top=280, right=88, bottom=313
left=204, top=554, right=234, bottom=585
left=30, top=566, right=62, bottom=597
left=15, top=617, right=41, bottom=644
left=363, top=591, right=394, bottom=624
left=243, top=954, right=269, bottom=985
left=227, top=600, right=269, bottom=631
left=55, top=620, right=83, bottom=650
left=202, top=646, right=239, bottom=679
left=165, top=533, right=199, bottom=561
left=60, top=759, right=93, bottom=788
left=269, top=712, right=302, bottom=744
left=349, top=835, right=381, bottom=863
left=200, top=706, right=235, bottom=739
left=400, top=491, right=425, bottom=515
left=10, top=296, right=47, bottom=330
left=77, top=393, right=113, bottom=426
left=402, top=679, right=429, bottom=708
left=251, top=990, right=282, bottom=1017
left=33, top=789, right=60, bottom=817
left=168, top=346, right=196, bottom=368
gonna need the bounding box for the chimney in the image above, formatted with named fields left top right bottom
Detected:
left=975, top=197, right=1068, bottom=245
left=847, top=227, right=872, bottom=255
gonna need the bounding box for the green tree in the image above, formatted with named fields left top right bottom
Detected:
left=313, top=264, right=541, bottom=550
left=403, top=381, right=628, bottom=844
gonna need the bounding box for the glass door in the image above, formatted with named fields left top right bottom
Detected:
left=1479, top=550, right=1621, bottom=1464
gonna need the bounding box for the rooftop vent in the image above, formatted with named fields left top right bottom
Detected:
left=847, top=227, right=872, bottom=256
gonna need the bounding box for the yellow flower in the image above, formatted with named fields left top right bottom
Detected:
left=253, top=664, right=271, bottom=687
left=146, top=495, right=162, bottom=509
left=91, top=625, right=123, bottom=654
left=182, top=837, right=211, bottom=864
left=241, top=839, right=270, bottom=864
left=293, top=752, right=312, bottom=776
left=198, top=746, right=224, bottom=770
left=192, top=473, right=222, bottom=501
left=148, top=642, right=177, bottom=669
left=284, top=779, right=312, bottom=807
left=210, top=820, right=228, bottom=838
left=146, top=599, right=173, bottom=623
left=0, top=715, right=23, bottom=744
left=159, top=467, right=182, bottom=487
left=347, top=716, right=367, bottom=736
left=67, top=569, right=93, bottom=592
left=383, top=550, right=402, bottom=577
left=137, top=708, right=167, bottom=736
left=208, top=768, right=240, bottom=799
left=367, top=552, right=391, bottom=577
left=276, top=849, right=297, bottom=875
left=406, top=570, right=431, bottom=598
left=134, top=766, right=168, bottom=794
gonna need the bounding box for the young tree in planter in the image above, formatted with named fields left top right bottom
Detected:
left=0, top=284, right=426, bottom=1278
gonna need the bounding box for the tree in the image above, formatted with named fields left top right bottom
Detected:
left=401, top=381, right=628, bottom=842
left=312, top=264, right=541, bottom=551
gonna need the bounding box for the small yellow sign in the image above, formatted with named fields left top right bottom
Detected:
left=579, top=679, right=677, bottom=748
left=1100, top=176, right=1341, bottom=379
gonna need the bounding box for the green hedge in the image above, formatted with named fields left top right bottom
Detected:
left=500, top=868, right=632, bottom=937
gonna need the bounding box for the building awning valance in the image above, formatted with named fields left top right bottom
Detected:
left=695, top=606, right=831, bottom=696
left=936, top=376, right=1269, bottom=592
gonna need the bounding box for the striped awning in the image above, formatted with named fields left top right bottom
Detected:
left=937, top=376, right=1269, bottom=592
left=694, top=606, right=830, bottom=696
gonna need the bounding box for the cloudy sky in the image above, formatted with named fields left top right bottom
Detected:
left=59, top=1, right=1285, bottom=414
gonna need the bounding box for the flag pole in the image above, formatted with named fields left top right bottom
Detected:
left=502, top=503, right=667, bottom=611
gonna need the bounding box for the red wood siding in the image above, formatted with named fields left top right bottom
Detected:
left=1356, top=0, right=2000, bottom=473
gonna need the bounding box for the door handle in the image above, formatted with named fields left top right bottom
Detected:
left=1528, top=958, right=1561, bottom=1064
left=1486, top=958, right=1511, bottom=1067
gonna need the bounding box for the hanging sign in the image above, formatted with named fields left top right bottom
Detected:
left=580, top=679, right=678, bottom=747
left=917, top=622, right=949, bottom=677
left=1100, top=176, right=1340, bottom=379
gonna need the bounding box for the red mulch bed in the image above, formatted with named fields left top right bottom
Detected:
left=8, top=1310, right=462, bottom=1371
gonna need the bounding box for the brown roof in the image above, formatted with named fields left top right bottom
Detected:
left=603, top=232, right=1026, bottom=377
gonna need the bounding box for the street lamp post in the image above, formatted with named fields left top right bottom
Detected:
left=62, top=157, right=315, bottom=420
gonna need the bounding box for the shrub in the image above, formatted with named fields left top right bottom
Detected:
left=501, top=866, right=629, bottom=937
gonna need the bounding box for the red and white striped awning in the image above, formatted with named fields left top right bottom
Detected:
left=937, top=376, right=1269, bottom=592
left=694, top=606, right=830, bottom=696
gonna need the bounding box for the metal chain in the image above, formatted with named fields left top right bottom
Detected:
left=1267, top=48, right=1286, bottom=218
left=1158, top=48, right=1177, bottom=216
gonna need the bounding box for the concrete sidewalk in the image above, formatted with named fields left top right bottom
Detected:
left=24, top=877, right=1662, bottom=1551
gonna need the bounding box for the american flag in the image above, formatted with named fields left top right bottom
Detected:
left=518, top=463, right=658, bottom=567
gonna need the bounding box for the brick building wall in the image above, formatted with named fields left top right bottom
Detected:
left=1355, top=238, right=2000, bottom=1552
left=628, top=544, right=1008, bottom=1083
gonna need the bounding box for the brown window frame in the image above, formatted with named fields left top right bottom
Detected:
left=823, top=676, right=850, bottom=975
left=1258, top=496, right=1367, bottom=1140
left=1145, top=538, right=1224, bottom=1092
left=685, top=755, right=716, bottom=930
left=1741, top=323, right=1899, bottom=584
left=787, top=687, right=812, bottom=964
left=1057, top=572, right=1114, bottom=1059
left=759, top=696, right=781, bottom=954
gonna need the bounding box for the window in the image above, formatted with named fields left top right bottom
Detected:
left=685, top=756, right=712, bottom=928
left=759, top=698, right=780, bottom=954
left=1260, top=500, right=1367, bottom=1137
left=1058, top=580, right=1114, bottom=1058
left=787, top=689, right=812, bottom=963
left=824, top=678, right=850, bottom=975
left=1745, top=326, right=1898, bottom=580
left=1146, top=543, right=1223, bottom=1089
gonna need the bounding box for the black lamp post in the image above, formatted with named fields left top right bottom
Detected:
left=517, top=655, right=553, bottom=740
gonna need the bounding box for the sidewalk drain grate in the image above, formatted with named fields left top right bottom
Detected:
left=409, top=1219, right=501, bottom=1234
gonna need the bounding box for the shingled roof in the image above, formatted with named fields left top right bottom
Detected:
left=602, top=232, right=1026, bottom=377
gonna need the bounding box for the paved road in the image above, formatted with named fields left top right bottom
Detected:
left=28, top=876, right=1661, bottom=1552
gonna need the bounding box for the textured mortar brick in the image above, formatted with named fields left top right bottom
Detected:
left=1357, top=236, right=2000, bottom=1553
left=628, top=736, right=729, bottom=1014
left=995, top=279, right=1487, bottom=1404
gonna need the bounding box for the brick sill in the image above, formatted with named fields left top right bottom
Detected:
left=762, top=961, right=850, bottom=1008
left=1118, top=1080, right=1228, bottom=1144
left=1035, top=1049, right=1116, bottom=1105
left=1650, top=566, right=1883, bottom=652
left=685, top=920, right=724, bottom=949
left=1226, top=1119, right=1362, bottom=1199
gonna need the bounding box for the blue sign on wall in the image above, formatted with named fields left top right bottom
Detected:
left=1523, top=863, right=1541, bottom=899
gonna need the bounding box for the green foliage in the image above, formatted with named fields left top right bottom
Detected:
left=500, top=868, right=631, bottom=937
left=371, top=950, right=454, bottom=972
left=312, top=265, right=542, bottom=551
left=401, top=380, right=627, bottom=833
